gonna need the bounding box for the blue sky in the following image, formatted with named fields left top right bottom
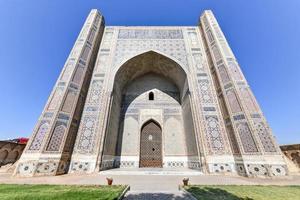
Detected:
left=0, top=0, right=299, bottom=144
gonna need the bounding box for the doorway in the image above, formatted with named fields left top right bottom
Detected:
left=139, top=120, right=162, bottom=168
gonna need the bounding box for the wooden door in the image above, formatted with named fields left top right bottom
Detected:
left=140, top=121, right=162, bottom=168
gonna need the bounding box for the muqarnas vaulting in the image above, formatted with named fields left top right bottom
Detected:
left=15, top=9, right=287, bottom=177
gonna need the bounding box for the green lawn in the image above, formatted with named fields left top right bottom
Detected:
left=185, top=185, right=300, bottom=200
left=0, top=184, right=126, bottom=200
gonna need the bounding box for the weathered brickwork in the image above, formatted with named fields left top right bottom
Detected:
left=15, top=9, right=287, bottom=177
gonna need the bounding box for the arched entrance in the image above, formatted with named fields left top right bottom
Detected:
left=140, top=120, right=162, bottom=168
left=101, top=50, right=200, bottom=170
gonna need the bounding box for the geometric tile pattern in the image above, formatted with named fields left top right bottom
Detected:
left=237, top=122, right=258, bottom=153
left=211, top=163, right=232, bottom=173
left=187, top=161, right=201, bottom=169
left=47, top=88, right=64, bottom=110
left=211, top=45, right=222, bottom=62
left=36, top=162, right=57, bottom=174
left=60, top=62, right=75, bottom=82
left=101, top=160, right=116, bottom=170
left=46, top=125, right=66, bottom=151
left=113, top=38, right=189, bottom=69
left=88, top=80, right=102, bottom=104
left=270, top=165, right=287, bottom=176
left=218, top=64, right=230, bottom=84
left=28, top=122, right=49, bottom=151
left=166, top=161, right=184, bottom=168
left=77, top=116, right=96, bottom=153
left=247, top=164, right=268, bottom=176
left=119, top=161, right=135, bottom=168
left=17, top=162, right=36, bottom=175
left=226, top=89, right=242, bottom=113
left=240, top=87, right=258, bottom=113
left=236, top=164, right=246, bottom=175
left=205, top=116, right=225, bottom=153
left=253, top=121, right=277, bottom=153
left=118, top=29, right=183, bottom=39
left=225, top=125, right=240, bottom=154
left=71, top=162, right=90, bottom=172
left=228, top=61, right=243, bottom=81
left=198, top=80, right=213, bottom=104
left=61, top=90, right=76, bottom=113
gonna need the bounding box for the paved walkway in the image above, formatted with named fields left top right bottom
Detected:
left=1, top=172, right=299, bottom=199
left=123, top=191, right=195, bottom=200
left=1, top=173, right=299, bottom=189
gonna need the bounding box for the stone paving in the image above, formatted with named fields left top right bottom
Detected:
left=123, top=191, right=195, bottom=200
left=1, top=172, right=299, bottom=200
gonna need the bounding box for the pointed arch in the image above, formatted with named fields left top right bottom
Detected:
left=109, top=50, right=189, bottom=97
left=102, top=49, right=199, bottom=170
left=114, top=49, right=189, bottom=76
left=140, top=119, right=163, bottom=168
left=140, top=119, right=162, bottom=132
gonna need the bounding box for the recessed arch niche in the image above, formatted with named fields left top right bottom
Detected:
left=101, top=51, right=200, bottom=169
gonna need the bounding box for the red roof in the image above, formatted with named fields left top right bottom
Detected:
left=16, top=138, right=29, bottom=144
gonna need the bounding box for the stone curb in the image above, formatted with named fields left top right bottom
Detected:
left=118, top=185, right=130, bottom=200
left=178, top=185, right=198, bottom=200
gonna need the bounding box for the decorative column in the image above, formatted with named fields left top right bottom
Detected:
left=69, top=27, right=117, bottom=173
left=200, top=10, right=287, bottom=176
left=14, top=9, right=105, bottom=176
left=183, top=27, right=235, bottom=174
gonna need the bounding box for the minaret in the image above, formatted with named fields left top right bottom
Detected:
left=14, top=9, right=105, bottom=176
left=199, top=10, right=287, bottom=176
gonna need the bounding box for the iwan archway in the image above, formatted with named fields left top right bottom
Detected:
left=101, top=51, right=201, bottom=170
left=15, top=11, right=288, bottom=177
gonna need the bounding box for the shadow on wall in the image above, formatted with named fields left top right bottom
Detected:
left=0, top=141, right=26, bottom=168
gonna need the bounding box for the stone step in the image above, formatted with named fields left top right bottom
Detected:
left=99, top=168, right=203, bottom=176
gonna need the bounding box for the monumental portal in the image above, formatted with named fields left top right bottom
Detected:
left=15, top=9, right=287, bottom=177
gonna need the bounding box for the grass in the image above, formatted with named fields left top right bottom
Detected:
left=185, top=185, right=300, bottom=200
left=0, top=184, right=126, bottom=200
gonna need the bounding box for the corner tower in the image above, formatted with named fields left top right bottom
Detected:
left=199, top=10, right=287, bottom=176
left=14, top=10, right=105, bottom=176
